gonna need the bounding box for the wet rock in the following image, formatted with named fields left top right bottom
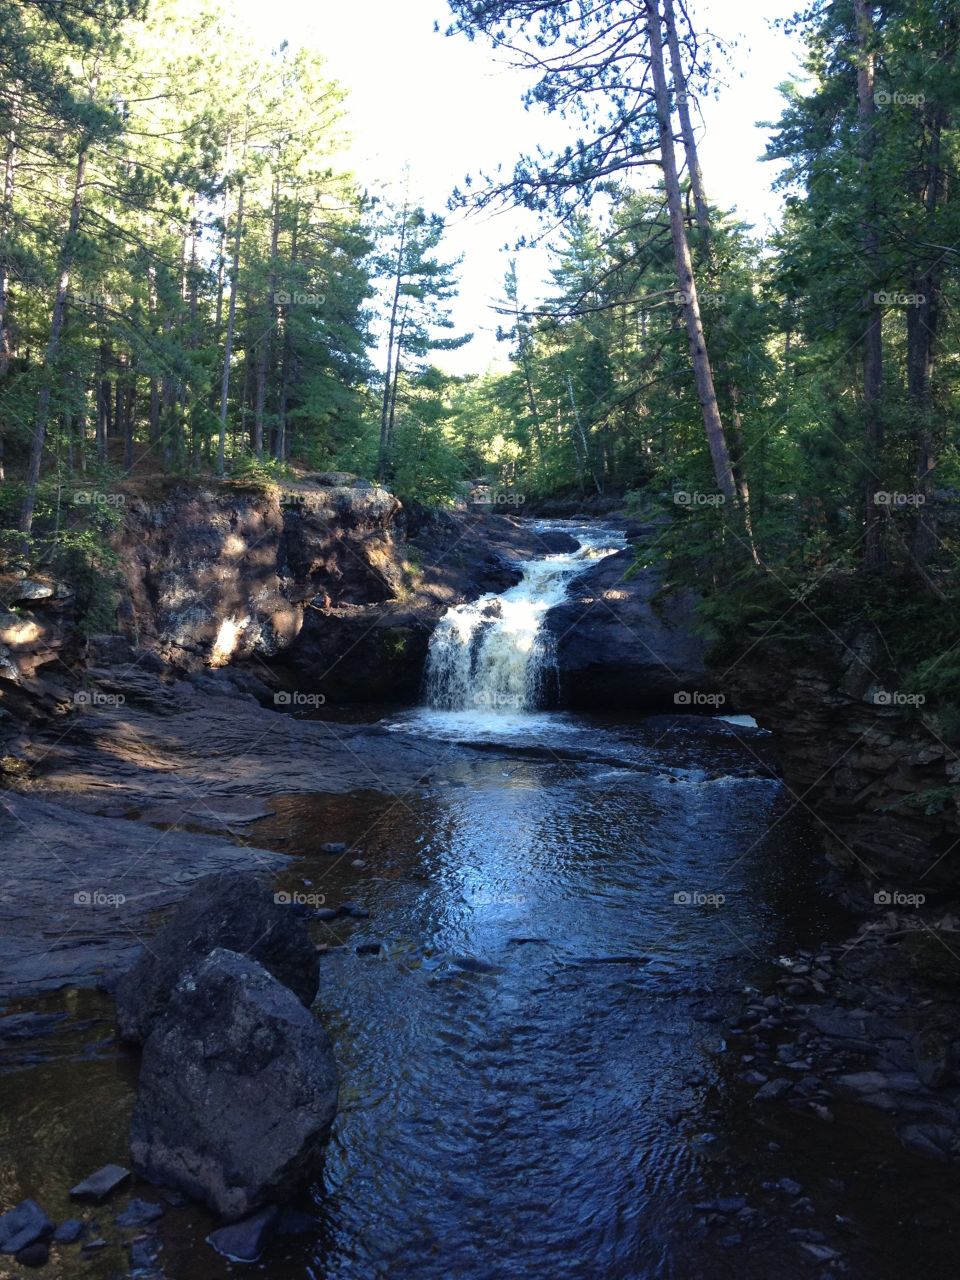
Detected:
left=451, top=955, right=502, bottom=975
left=543, top=550, right=712, bottom=711
left=715, top=1196, right=746, bottom=1213
left=115, top=871, right=319, bottom=1042
left=741, top=1070, right=768, bottom=1085
left=0, top=1201, right=54, bottom=1253
left=338, top=902, right=369, bottom=920
left=15, top=1240, right=50, bottom=1267
left=807, top=1102, right=835, bottom=1123
left=898, top=1123, right=957, bottom=1162
left=0, top=1011, right=68, bottom=1039
left=754, top=1078, right=793, bottom=1102
left=131, top=950, right=338, bottom=1219
left=53, top=1219, right=87, bottom=1244
left=115, top=1199, right=165, bottom=1228
left=912, top=1028, right=955, bottom=1089
left=314, top=907, right=339, bottom=922
left=70, top=1163, right=131, bottom=1201
left=320, top=842, right=346, bottom=854
left=206, top=1206, right=279, bottom=1262
left=276, top=1208, right=320, bottom=1236
left=800, top=1242, right=842, bottom=1263
left=128, top=1234, right=163, bottom=1274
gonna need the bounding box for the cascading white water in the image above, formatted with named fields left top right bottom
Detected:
left=424, top=524, right=624, bottom=714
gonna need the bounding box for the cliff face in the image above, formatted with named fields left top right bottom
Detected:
left=0, top=476, right=573, bottom=730
left=118, top=478, right=577, bottom=700
left=116, top=476, right=405, bottom=670
left=543, top=546, right=714, bottom=710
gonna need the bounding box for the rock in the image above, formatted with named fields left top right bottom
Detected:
left=0, top=1201, right=54, bottom=1253
left=314, top=907, right=339, bottom=922
left=81, top=1237, right=108, bottom=1253
left=15, top=1240, right=50, bottom=1267
left=128, top=1234, right=163, bottom=1274
left=800, top=1242, right=842, bottom=1263
left=338, top=902, right=369, bottom=920
left=206, top=1206, right=279, bottom=1262
left=754, top=1078, right=793, bottom=1102
left=131, top=949, right=338, bottom=1218
left=451, top=955, right=502, bottom=975
left=115, top=1199, right=165, bottom=1228
left=70, top=1163, right=131, bottom=1201
left=11, top=579, right=54, bottom=602
left=320, top=842, right=346, bottom=854
left=115, top=872, right=319, bottom=1042
left=355, top=942, right=382, bottom=957
left=777, top=1178, right=803, bottom=1197
left=53, top=1219, right=87, bottom=1244
left=898, top=1123, right=957, bottom=1162
left=913, top=1028, right=954, bottom=1089
left=276, top=1208, right=320, bottom=1236
left=543, top=549, right=714, bottom=711
left=715, top=1196, right=746, bottom=1213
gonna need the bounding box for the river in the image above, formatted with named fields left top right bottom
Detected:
left=2, top=519, right=957, bottom=1279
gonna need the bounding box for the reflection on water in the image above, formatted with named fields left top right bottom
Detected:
left=3, top=712, right=959, bottom=1278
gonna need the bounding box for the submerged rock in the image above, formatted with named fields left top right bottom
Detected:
left=115, top=1198, right=165, bottom=1228
left=206, top=1206, right=279, bottom=1262
left=131, top=949, right=338, bottom=1218
left=115, top=871, right=319, bottom=1042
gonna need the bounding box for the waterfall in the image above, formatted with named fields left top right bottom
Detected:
left=424, top=526, right=623, bottom=714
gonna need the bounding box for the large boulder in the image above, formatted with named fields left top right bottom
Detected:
left=130, top=949, right=338, bottom=1219
left=543, top=550, right=715, bottom=710
left=115, top=872, right=319, bottom=1043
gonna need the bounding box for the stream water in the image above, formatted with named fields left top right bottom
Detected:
left=2, top=521, right=958, bottom=1279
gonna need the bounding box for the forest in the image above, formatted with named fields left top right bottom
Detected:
left=2, top=0, right=958, bottom=691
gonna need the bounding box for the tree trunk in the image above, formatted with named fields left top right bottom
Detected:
left=20, top=141, right=89, bottom=533
left=96, top=309, right=110, bottom=465
left=386, top=305, right=408, bottom=451
left=645, top=0, right=737, bottom=504
left=378, top=203, right=409, bottom=483
left=275, top=196, right=299, bottom=462
left=145, top=265, right=161, bottom=453
left=663, top=0, right=709, bottom=238
left=909, top=110, right=943, bottom=564
left=511, top=272, right=546, bottom=473
left=854, top=0, right=885, bottom=569
left=218, top=177, right=245, bottom=475
left=254, top=174, right=281, bottom=461
left=0, top=91, right=19, bottom=380
left=187, top=202, right=200, bottom=465
left=663, top=0, right=757, bottom=555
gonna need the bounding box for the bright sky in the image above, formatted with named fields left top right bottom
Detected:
left=230, top=0, right=809, bottom=375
